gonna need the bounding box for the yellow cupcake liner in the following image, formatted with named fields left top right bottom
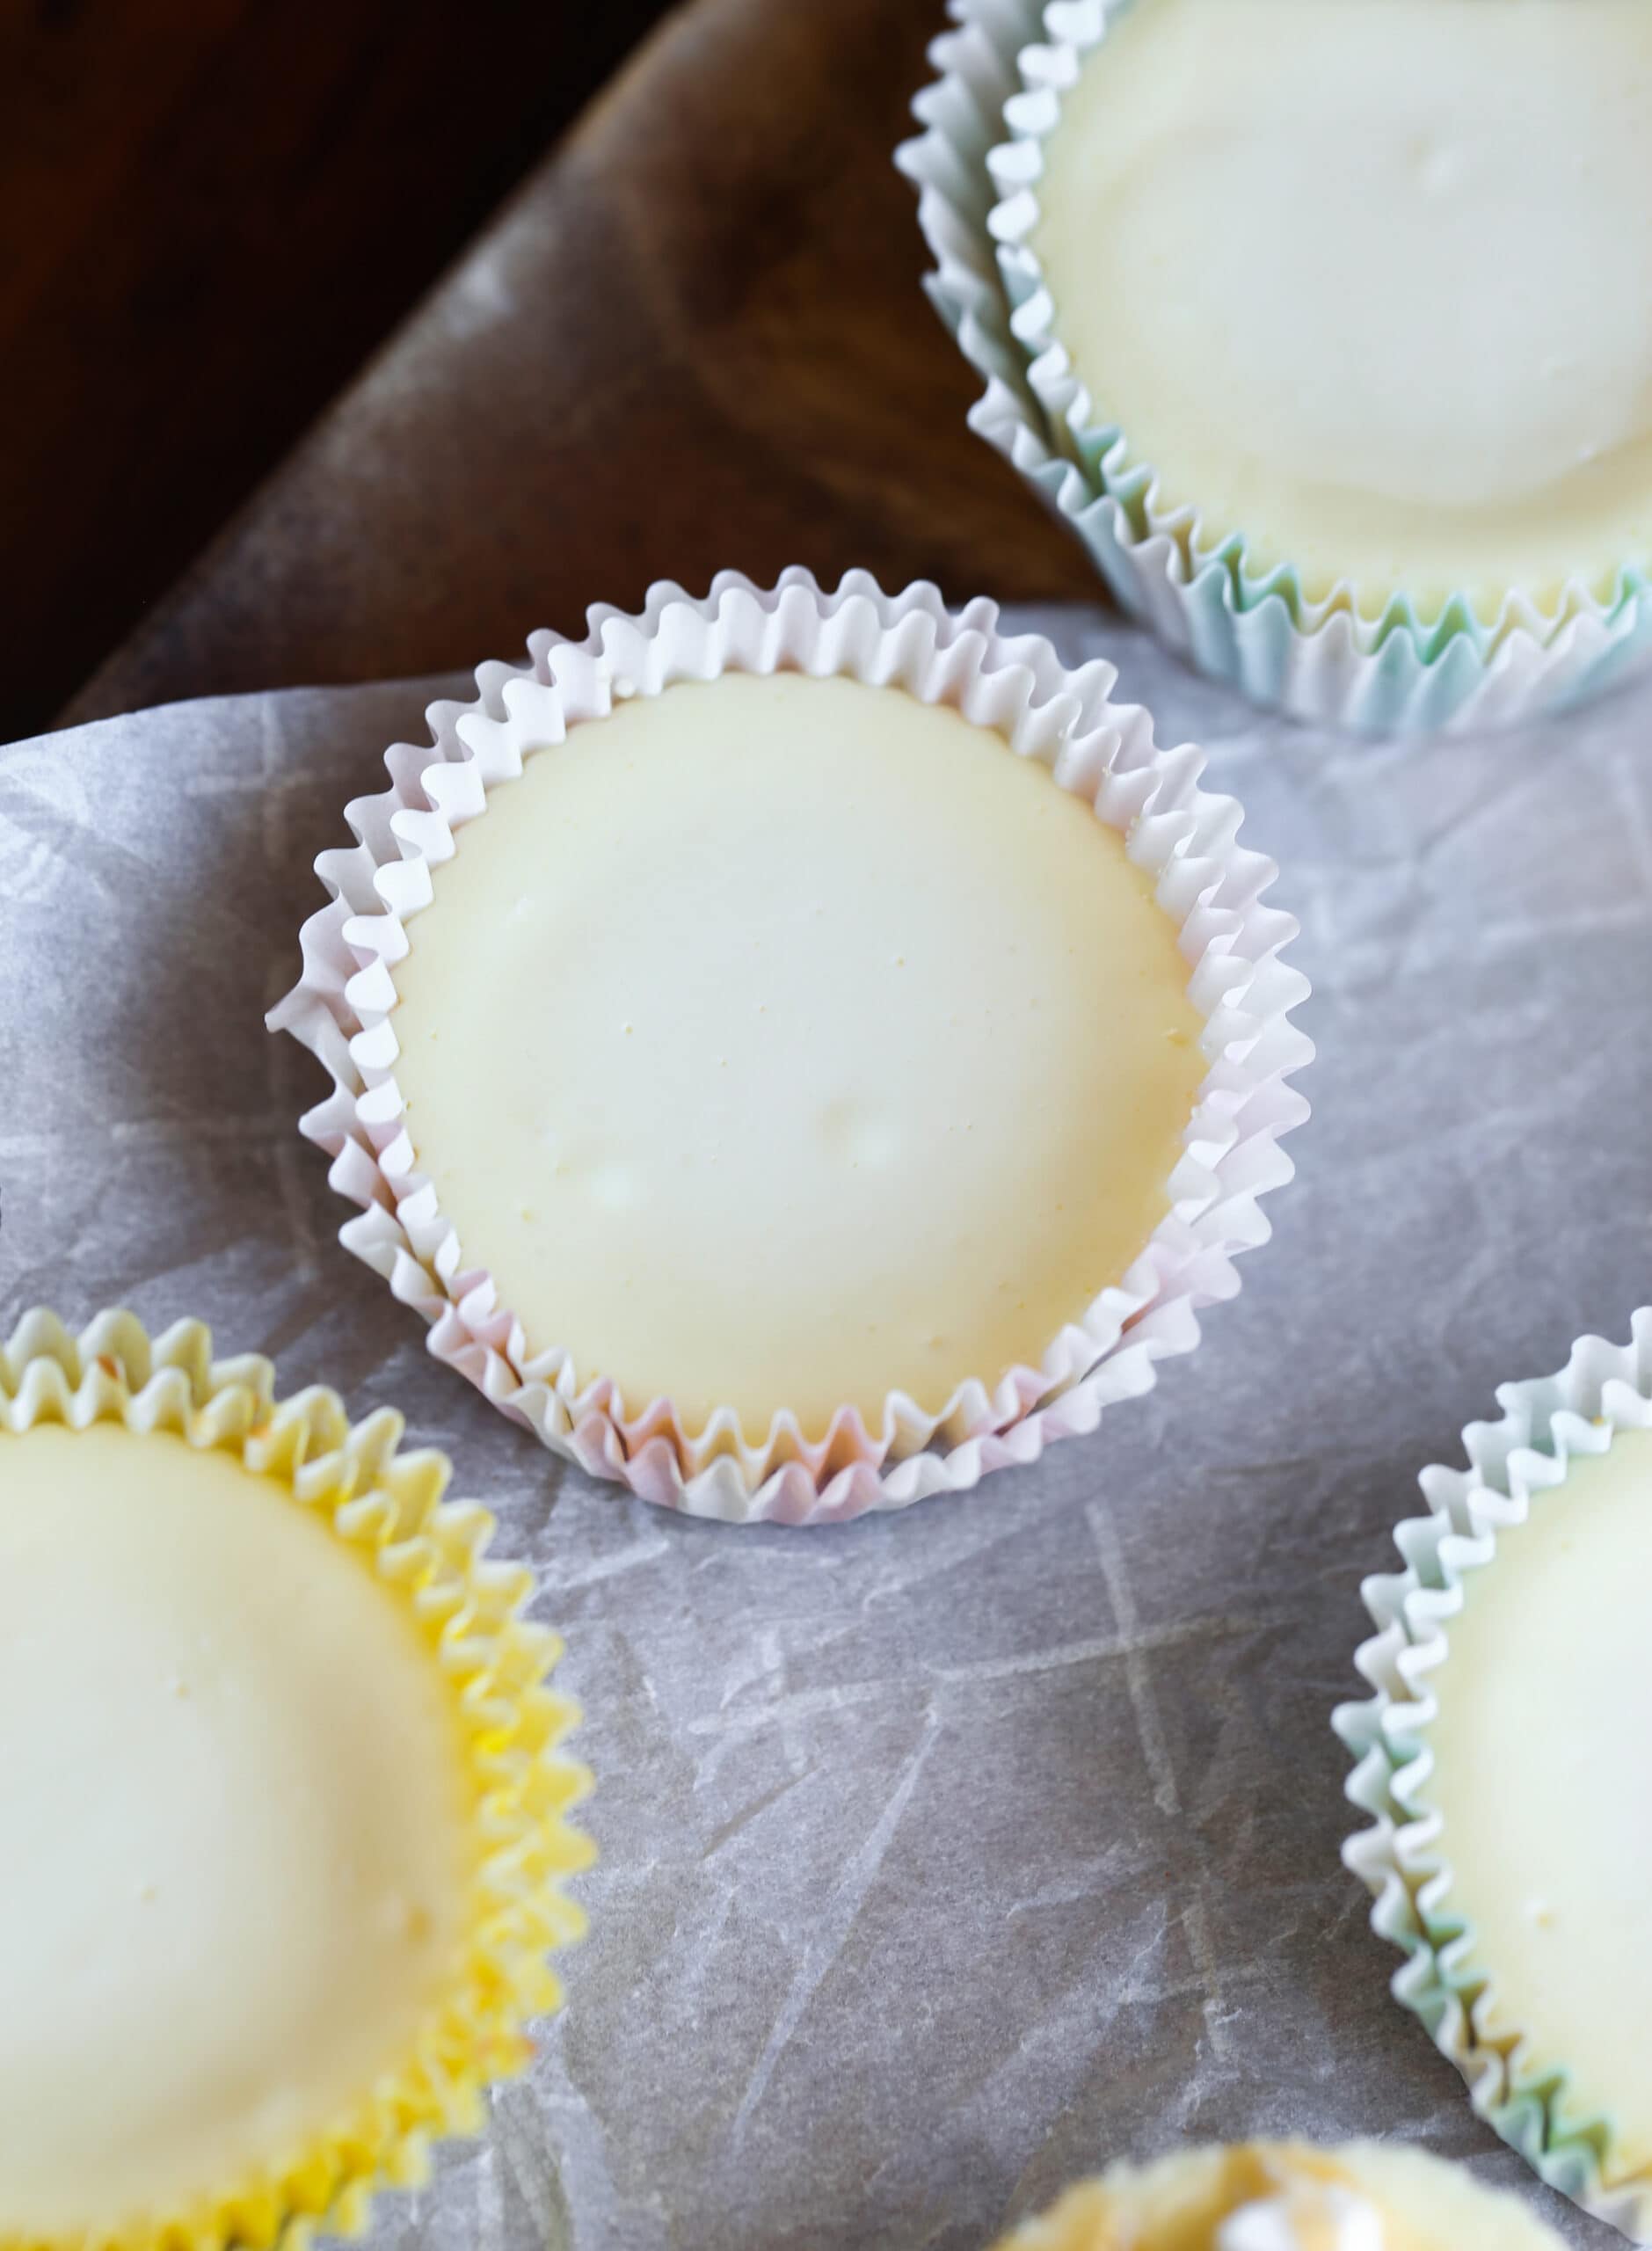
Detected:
left=990, top=2143, right=1323, bottom=2251
left=992, top=2175, right=1117, bottom=2249
left=989, top=2141, right=1567, bottom=2249
left=0, top=1306, right=593, bottom=2251
left=993, top=2145, right=1347, bottom=2249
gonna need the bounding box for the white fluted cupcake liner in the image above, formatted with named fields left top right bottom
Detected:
left=896, top=0, right=1652, bottom=734
left=1335, top=1310, right=1652, bottom=2240
left=270, top=567, right=1310, bottom=1526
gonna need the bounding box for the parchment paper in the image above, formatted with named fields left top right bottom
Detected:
left=2, top=608, right=1641, bottom=2250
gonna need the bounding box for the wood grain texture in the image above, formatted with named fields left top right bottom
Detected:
left=0, top=0, right=673, bottom=739
left=66, top=0, right=1095, bottom=725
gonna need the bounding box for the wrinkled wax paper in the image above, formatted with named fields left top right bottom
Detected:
left=2, top=610, right=1640, bottom=2251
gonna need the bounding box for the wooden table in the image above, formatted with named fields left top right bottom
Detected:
left=2, top=0, right=677, bottom=741
left=64, top=0, right=1093, bottom=727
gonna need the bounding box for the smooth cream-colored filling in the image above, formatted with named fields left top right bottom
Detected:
left=1032, top=0, right=1652, bottom=616
left=390, top=671, right=1204, bottom=1439
left=0, top=1423, right=474, bottom=2237
left=999, top=2141, right=1562, bottom=2250
left=1420, top=1424, right=1652, bottom=2173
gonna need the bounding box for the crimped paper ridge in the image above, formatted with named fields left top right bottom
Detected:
left=1334, top=1308, right=1652, bottom=2241
left=896, top=0, right=1652, bottom=733
left=270, top=566, right=1311, bottom=1526
left=0, top=1307, right=593, bottom=2251
left=992, top=2142, right=1566, bottom=2248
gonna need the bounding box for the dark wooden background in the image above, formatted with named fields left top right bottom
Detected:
left=1, top=0, right=678, bottom=738
left=6, top=0, right=1090, bottom=740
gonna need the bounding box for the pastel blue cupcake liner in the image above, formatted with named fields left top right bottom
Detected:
left=897, top=0, right=1652, bottom=734
left=1334, top=1310, right=1652, bottom=2240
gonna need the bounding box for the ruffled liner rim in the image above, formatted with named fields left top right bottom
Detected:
left=268, top=566, right=1311, bottom=1526
left=1334, top=1307, right=1652, bottom=2243
left=897, top=0, right=1652, bottom=672
left=0, top=1306, right=593, bottom=2251
left=991, top=2140, right=1567, bottom=2248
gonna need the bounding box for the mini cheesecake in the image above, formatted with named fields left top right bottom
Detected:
left=994, top=2140, right=1565, bottom=2250
left=0, top=1329, right=588, bottom=2251
left=389, top=668, right=1206, bottom=1441
left=0, top=1421, right=472, bottom=2240
left=1415, top=1422, right=1652, bottom=2178
left=1030, top=0, right=1652, bottom=620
